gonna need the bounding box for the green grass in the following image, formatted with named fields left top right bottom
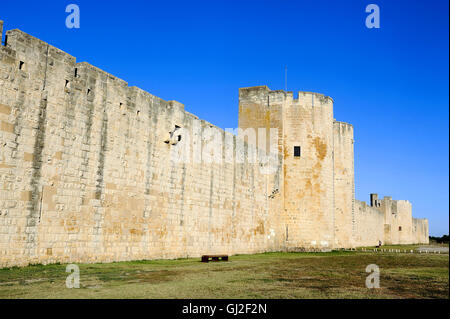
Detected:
left=0, top=250, right=448, bottom=299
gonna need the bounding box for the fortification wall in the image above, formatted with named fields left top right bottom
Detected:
left=0, top=28, right=282, bottom=267
left=394, top=200, right=414, bottom=244
left=354, top=200, right=384, bottom=246
left=378, top=197, right=413, bottom=245
left=333, top=121, right=355, bottom=248
left=0, top=23, right=431, bottom=266
left=354, top=195, right=429, bottom=246
left=412, top=218, right=429, bottom=244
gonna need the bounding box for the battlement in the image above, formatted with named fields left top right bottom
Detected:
left=367, top=194, right=411, bottom=207
left=296, top=91, right=333, bottom=105
left=334, top=121, right=354, bottom=138
left=74, top=61, right=128, bottom=87
left=334, top=120, right=353, bottom=128
left=239, top=86, right=270, bottom=103
left=0, top=24, right=189, bottom=119
left=5, top=29, right=76, bottom=65
left=239, top=86, right=333, bottom=107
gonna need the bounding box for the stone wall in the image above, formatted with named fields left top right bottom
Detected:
left=0, top=28, right=282, bottom=267
left=354, top=200, right=384, bottom=247
left=354, top=195, right=429, bottom=246
left=282, top=92, right=335, bottom=249
left=412, top=218, right=429, bottom=244
left=333, top=121, right=355, bottom=248
left=377, top=196, right=429, bottom=245
left=0, top=23, right=430, bottom=267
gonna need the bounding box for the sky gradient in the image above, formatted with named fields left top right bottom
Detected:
left=1, top=0, right=448, bottom=235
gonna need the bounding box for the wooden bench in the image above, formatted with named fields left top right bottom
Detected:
left=201, top=255, right=229, bottom=263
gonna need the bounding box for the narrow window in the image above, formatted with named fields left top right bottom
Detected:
left=119, top=103, right=127, bottom=115
left=19, top=61, right=24, bottom=70
left=65, top=80, right=69, bottom=87
left=4, top=35, right=8, bottom=46
left=87, top=88, right=91, bottom=96
left=399, top=226, right=402, bottom=231
left=74, top=68, right=78, bottom=77
left=294, top=146, right=301, bottom=157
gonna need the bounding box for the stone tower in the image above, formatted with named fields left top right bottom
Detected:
left=238, top=86, right=355, bottom=249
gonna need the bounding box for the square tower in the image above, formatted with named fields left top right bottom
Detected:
left=238, top=86, right=346, bottom=250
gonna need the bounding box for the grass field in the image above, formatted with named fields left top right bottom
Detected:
left=360, top=243, right=449, bottom=252
left=0, top=249, right=448, bottom=299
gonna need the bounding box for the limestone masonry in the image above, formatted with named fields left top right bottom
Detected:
left=0, top=22, right=429, bottom=267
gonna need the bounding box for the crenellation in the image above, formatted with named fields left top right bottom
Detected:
left=268, top=90, right=287, bottom=104
left=239, top=85, right=270, bottom=105
left=297, top=91, right=334, bottom=107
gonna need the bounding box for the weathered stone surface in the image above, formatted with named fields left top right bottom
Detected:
left=0, top=22, right=428, bottom=267
left=238, top=87, right=428, bottom=249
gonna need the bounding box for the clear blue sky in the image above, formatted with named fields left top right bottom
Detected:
left=1, top=0, right=448, bottom=236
